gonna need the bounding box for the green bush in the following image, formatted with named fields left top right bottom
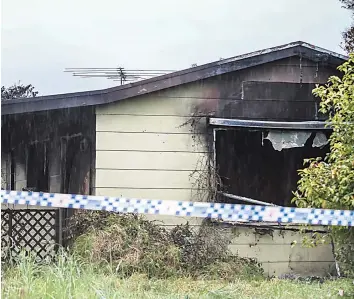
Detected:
left=293, top=54, right=354, bottom=277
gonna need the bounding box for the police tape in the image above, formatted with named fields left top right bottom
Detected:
left=1, top=190, right=353, bottom=227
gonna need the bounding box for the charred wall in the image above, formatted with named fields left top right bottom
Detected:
left=177, top=56, right=338, bottom=204
left=179, top=55, right=337, bottom=157
left=1, top=107, right=96, bottom=195
left=185, top=56, right=340, bottom=121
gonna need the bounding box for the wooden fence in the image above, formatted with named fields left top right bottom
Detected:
left=1, top=209, right=61, bottom=261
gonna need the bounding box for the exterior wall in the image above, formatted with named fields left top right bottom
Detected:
left=14, top=147, right=27, bottom=191
left=1, top=107, right=95, bottom=209
left=1, top=148, right=31, bottom=210
left=1, top=152, right=9, bottom=189
left=228, top=226, right=335, bottom=277
left=95, top=92, right=210, bottom=225
left=95, top=56, right=337, bottom=276
left=48, top=139, right=62, bottom=194
left=95, top=56, right=336, bottom=207
left=1, top=145, right=60, bottom=210
left=1, top=145, right=61, bottom=210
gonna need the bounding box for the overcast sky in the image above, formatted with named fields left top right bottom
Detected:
left=1, top=0, right=352, bottom=95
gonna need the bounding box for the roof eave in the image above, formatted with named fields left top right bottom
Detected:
left=1, top=43, right=347, bottom=115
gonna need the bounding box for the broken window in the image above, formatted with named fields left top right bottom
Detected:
left=62, top=136, right=92, bottom=195
left=215, top=129, right=330, bottom=207
left=26, top=142, right=49, bottom=192
left=1, top=150, right=15, bottom=190
left=61, top=136, right=92, bottom=221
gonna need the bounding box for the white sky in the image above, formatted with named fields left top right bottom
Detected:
left=1, top=0, right=352, bottom=95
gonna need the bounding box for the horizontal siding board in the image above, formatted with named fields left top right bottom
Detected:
left=96, top=114, right=195, bottom=133
left=96, top=132, right=208, bottom=152
left=96, top=169, right=199, bottom=189
left=96, top=151, right=208, bottom=171
left=94, top=187, right=209, bottom=201
left=254, top=230, right=315, bottom=245
left=262, top=261, right=333, bottom=277
left=144, top=214, right=203, bottom=226
left=242, top=81, right=316, bottom=102
left=95, top=187, right=205, bottom=226
left=96, top=95, right=207, bottom=116
left=229, top=243, right=333, bottom=263
left=229, top=226, right=329, bottom=245
left=220, top=100, right=317, bottom=120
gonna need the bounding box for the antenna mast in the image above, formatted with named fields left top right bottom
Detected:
left=65, top=67, right=175, bottom=85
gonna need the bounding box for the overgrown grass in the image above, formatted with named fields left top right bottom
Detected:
left=2, top=212, right=353, bottom=298
left=66, top=211, right=263, bottom=280
left=2, top=252, right=353, bottom=299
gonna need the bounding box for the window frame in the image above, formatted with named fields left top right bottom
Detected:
left=210, top=118, right=331, bottom=209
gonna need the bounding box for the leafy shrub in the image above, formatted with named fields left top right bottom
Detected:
left=293, top=54, right=354, bottom=277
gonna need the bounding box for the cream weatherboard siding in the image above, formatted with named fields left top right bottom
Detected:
left=95, top=89, right=211, bottom=226
left=228, top=226, right=334, bottom=277
left=94, top=86, right=335, bottom=277
left=95, top=89, right=210, bottom=202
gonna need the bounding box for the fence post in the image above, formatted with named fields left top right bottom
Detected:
left=55, top=208, right=63, bottom=251
left=8, top=209, right=13, bottom=250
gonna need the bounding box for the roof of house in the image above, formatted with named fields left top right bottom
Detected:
left=1, top=41, right=348, bottom=115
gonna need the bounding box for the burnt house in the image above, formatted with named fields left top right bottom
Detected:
left=1, top=41, right=347, bottom=276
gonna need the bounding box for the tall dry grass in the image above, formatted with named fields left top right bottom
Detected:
left=2, top=251, right=353, bottom=299
left=69, top=212, right=263, bottom=279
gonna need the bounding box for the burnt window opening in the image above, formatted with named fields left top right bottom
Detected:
left=61, top=136, right=92, bottom=221
left=215, top=129, right=330, bottom=207
left=26, top=142, right=49, bottom=192
left=62, top=136, right=92, bottom=195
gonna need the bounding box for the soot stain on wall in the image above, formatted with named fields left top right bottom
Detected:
left=1, top=107, right=95, bottom=195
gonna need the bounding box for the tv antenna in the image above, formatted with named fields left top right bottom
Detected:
left=65, top=67, right=175, bottom=85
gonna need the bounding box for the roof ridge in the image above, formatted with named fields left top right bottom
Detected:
left=2, top=42, right=347, bottom=115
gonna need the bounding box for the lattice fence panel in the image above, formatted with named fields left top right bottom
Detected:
left=1, top=210, right=10, bottom=261
left=1, top=209, right=59, bottom=262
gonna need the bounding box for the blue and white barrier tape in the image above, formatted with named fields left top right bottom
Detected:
left=1, top=190, right=353, bottom=227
